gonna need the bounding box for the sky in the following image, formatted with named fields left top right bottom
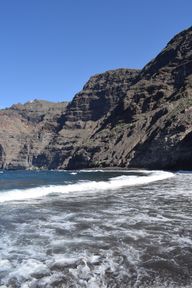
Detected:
left=0, top=0, right=191, bottom=108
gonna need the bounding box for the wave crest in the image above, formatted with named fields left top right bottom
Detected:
left=0, top=170, right=174, bottom=203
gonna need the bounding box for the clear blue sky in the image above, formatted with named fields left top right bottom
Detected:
left=0, top=0, right=191, bottom=108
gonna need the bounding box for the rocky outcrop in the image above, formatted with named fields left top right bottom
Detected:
left=33, top=69, right=140, bottom=169
left=67, top=26, right=192, bottom=170
left=0, top=26, right=191, bottom=170
left=0, top=100, right=68, bottom=169
left=64, top=69, right=139, bottom=123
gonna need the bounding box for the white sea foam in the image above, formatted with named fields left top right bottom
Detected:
left=79, top=169, right=104, bottom=172
left=0, top=170, right=174, bottom=203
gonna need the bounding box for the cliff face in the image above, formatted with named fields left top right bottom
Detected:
left=64, top=69, right=139, bottom=123
left=0, top=100, right=68, bottom=169
left=67, top=26, right=192, bottom=170
left=0, top=26, right=191, bottom=170
left=33, top=69, right=140, bottom=169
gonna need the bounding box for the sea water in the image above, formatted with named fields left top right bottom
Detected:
left=0, top=169, right=191, bottom=287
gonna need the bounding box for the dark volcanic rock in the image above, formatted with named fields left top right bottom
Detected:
left=0, top=100, right=68, bottom=169
left=36, top=69, right=140, bottom=169
left=67, top=26, right=192, bottom=170
left=0, top=26, right=191, bottom=170
left=63, top=69, right=139, bottom=124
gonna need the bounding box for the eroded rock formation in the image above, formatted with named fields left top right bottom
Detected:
left=0, top=26, right=191, bottom=170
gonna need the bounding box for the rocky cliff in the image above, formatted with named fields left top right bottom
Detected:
left=0, top=100, right=68, bottom=169
left=0, top=26, right=191, bottom=170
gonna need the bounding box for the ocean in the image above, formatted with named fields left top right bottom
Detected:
left=0, top=169, right=192, bottom=287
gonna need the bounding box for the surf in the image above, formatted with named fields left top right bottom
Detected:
left=0, top=170, right=174, bottom=203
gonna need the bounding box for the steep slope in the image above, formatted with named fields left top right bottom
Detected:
left=0, top=69, right=140, bottom=169
left=64, top=68, right=139, bottom=123
left=34, top=69, right=140, bottom=169
left=0, top=100, right=68, bottom=169
left=68, top=26, right=192, bottom=169
left=0, top=26, right=191, bottom=170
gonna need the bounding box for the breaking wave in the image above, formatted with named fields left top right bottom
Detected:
left=0, top=170, right=174, bottom=203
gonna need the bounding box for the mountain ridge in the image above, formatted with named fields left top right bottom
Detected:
left=0, top=26, right=191, bottom=170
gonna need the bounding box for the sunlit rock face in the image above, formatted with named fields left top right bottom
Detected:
left=0, top=27, right=192, bottom=170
